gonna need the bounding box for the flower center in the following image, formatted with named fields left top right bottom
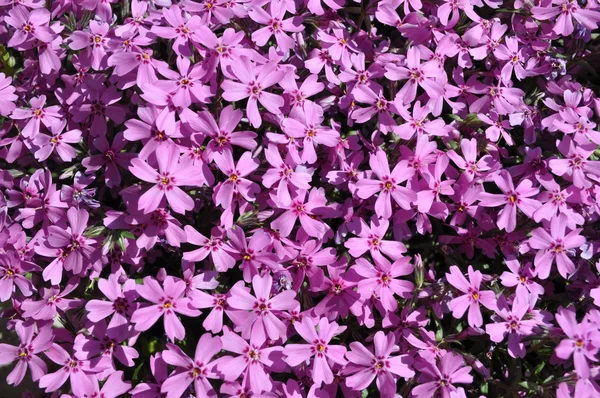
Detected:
left=316, top=344, right=325, bottom=352
left=163, top=301, right=172, bottom=309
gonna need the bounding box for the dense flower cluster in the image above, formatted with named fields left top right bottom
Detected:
left=1, top=0, right=600, bottom=396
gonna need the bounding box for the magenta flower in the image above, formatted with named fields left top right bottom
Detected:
left=345, top=331, right=414, bottom=397
left=129, top=353, right=169, bottom=398
left=385, top=46, right=444, bottom=105
left=283, top=317, right=348, bottom=386
left=446, top=265, right=497, bottom=327
left=528, top=214, right=586, bottom=279
left=129, top=144, right=204, bottom=214
left=282, top=102, right=340, bottom=165
left=183, top=226, right=237, bottom=272
left=187, top=105, right=257, bottom=160
left=85, top=274, right=139, bottom=335
left=21, top=277, right=83, bottom=321
left=75, top=371, right=131, bottom=398
left=548, top=137, right=600, bottom=189
left=82, top=132, right=134, bottom=188
left=494, top=36, right=527, bottom=83
left=355, top=150, right=417, bottom=219
left=227, top=273, right=299, bottom=342
left=123, top=106, right=181, bottom=160
left=33, top=120, right=81, bottom=162
left=0, top=322, right=52, bottom=386
left=554, top=306, right=600, bottom=379
left=160, top=334, right=222, bottom=398
left=412, top=353, right=473, bottom=398
left=39, top=343, right=109, bottom=396
left=131, top=276, right=200, bottom=342
left=221, top=56, right=285, bottom=128
left=10, top=94, right=62, bottom=138
left=532, top=0, right=600, bottom=36
left=4, top=7, right=54, bottom=49
left=485, top=293, right=537, bottom=358
left=34, top=207, right=95, bottom=284
left=353, top=257, right=414, bottom=313
left=478, top=170, right=540, bottom=232
left=218, top=327, right=284, bottom=393
left=68, top=21, right=111, bottom=70
left=499, top=257, right=544, bottom=299
left=263, top=143, right=312, bottom=206
left=0, top=73, right=17, bottom=116
left=0, top=251, right=36, bottom=302
left=213, top=151, right=260, bottom=209
left=151, top=5, right=204, bottom=57
left=73, top=319, right=139, bottom=368
left=270, top=188, right=329, bottom=239
left=345, top=216, right=406, bottom=262
left=249, top=2, right=304, bottom=53
left=154, top=55, right=213, bottom=108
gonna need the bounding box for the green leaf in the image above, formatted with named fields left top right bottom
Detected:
left=534, top=362, right=545, bottom=375
left=84, top=225, right=105, bottom=238
left=121, top=231, right=135, bottom=240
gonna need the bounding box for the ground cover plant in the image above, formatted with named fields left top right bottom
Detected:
left=1, top=0, right=600, bottom=397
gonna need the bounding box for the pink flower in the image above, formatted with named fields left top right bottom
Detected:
left=354, top=257, right=414, bottom=313
left=68, top=21, right=111, bottom=70
left=355, top=150, right=417, bottom=219
left=39, top=343, right=109, bottom=396
left=345, top=216, right=406, bottom=262
left=554, top=306, right=600, bottom=379
left=131, top=276, right=200, bottom=342
left=150, top=5, right=203, bottom=56
left=221, top=56, right=285, bottom=128
left=10, top=94, right=62, bottom=138
left=493, top=36, right=527, bottom=83
left=548, top=137, right=600, bottom=189
left=160, top=334, right=222, bottom=398
left=0, top=251, right=36, bottom=302
left=485, top=293, right=537, bottom=358
left=213, top=151, right=260, bottom=209
left=21, top=277, right=83, bottom=321
left=218, top=327, right=284, bottom=393
left=499, top=257, right=544, bottom=299
left=4, top=6, right=54, bottom=49
left=75, top=371, right=131, bottom=398
left=187, top=105, right=257, bottom=161
left=412, top=353, right=473, bottom=398
left=34, top=207, right=95, bottom=284
left=263, top=143, right=312, bottom=206
left=0, top=73, right=17, bottom=116
left=478, top=170, right=540, bottom=232
left=532, top=0, right=600, bottom=36
left=270, top=188, right=329, bottom=239
left=33, top=120, right=81, bottom=162
left=249, top=2, right=304, bottom=53
left=82, top=132, right=134, bottom=188
left=282, top=102, right=340, bottom=165
left=227, top=273, right=299, bottom=342
left=85, top=274, right=139, bottom=335
left=0, top=322, right=52, bottom=386
left=385, top=46, right=444, bottom=105
left=528, top=214, right=585, bottom=279
left=283, top=317, right=348, bottom=386
left=345, top=331, right=414, bottom=397
left=183, top=226, right=237, bottom=271
left=446, top=265, right=496, bottom=327
left=129, top=144, right=205, bottom=214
